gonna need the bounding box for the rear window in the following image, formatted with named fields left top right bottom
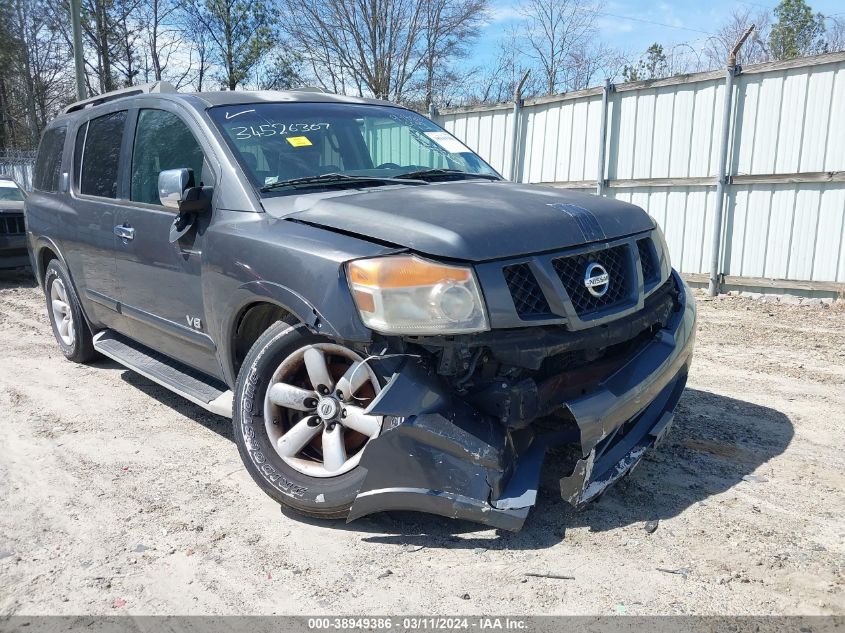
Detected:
left=0, top=181, right=25, bottom=201
left=78, top=111, right=127, bottom=199
left=33, top=126, right=67, bottom=192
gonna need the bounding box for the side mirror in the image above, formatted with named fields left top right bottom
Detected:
left=158, top=168, right=212, bottom=214
left=158, top=168, right=192, bottom=209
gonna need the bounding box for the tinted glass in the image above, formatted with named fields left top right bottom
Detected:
left=73, top=122, right=87, bottom=190
left=0, top=181, right=25, bottom=201
left=80, top=111, right=127, bottom=198
left=131, top=109, right=206, bottom=205
left=208, top=103, right=497, bottom=192
left=33, top=126, right=67, bottom=192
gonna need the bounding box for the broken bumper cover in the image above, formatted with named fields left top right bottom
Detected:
left=348, top=271, right=696, bottom=530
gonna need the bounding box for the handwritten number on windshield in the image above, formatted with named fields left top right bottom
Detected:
left=231, top=122, right=330, bottom=140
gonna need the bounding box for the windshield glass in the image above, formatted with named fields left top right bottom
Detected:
left=208, top=103, right=499, bottom=193
left=0, top=181, right=25, bottom=201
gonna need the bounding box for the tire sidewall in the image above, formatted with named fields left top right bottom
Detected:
left=44, top=260, right=90, bottom=362
left=233, top=321, right=376, bottom=517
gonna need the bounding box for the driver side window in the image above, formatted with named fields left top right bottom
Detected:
left=131, top=109, right=210, bottom=205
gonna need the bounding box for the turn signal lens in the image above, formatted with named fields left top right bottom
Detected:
left=348, top=256, right=471, bottom=288
left=347, top=255, right=489, bottom=335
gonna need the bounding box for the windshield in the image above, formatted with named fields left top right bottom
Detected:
left=208, top=103, right=499, bottom=194
left=0, top=181, right=25, bottom=201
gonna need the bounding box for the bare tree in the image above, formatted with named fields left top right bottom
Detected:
left=704, top=8, right=771, bottom=69
left=564, top=43, right=626, bottom=90
left=279, top=0, right=426, bottom=102
left=824, top=16, right=845, bottom=52
left=417, top=0, right=488, bottom=108
left=179, top=4, right=212, bottom=91
left=111, top=0, right=144, bottom=86
left=138, top=0, right=182, bottom=82
left=518, top=0, right=596, bottom=95
left=81, top=0, right=118, bottom=92
left=464, top=26, right=536, bottom=104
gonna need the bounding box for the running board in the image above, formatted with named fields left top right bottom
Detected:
left=93, top=330, right=233, bottom=418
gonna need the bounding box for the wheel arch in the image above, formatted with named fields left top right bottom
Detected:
left=229, top=300, right=293, bottom=380
left=34, top=238, right=67, bottom=288
left=216, top=280, right=373, bottom=388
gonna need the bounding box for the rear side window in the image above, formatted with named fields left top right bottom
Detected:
left=33, top=126, right=67, bottom=192
left=79, top=111, right=127, bottom=198
left=131, top=109, right=207, bottom=205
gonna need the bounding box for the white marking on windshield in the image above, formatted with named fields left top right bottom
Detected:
left=225, top=109, right=256, bottom=120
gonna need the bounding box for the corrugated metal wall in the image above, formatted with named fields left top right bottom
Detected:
left=437, top=52, right=845, bottom=288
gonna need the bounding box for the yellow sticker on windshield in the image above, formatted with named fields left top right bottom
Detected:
left=287, top=136, right=313, bottom=147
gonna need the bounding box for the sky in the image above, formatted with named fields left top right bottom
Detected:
left=472, top=0, right=845, bottom=68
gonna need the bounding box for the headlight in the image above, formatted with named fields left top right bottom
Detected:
left=347, top=255, right=489, bottom=335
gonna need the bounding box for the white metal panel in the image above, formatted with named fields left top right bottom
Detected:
left=436, top=54, right=845, bottom=286
left=798, top=68, right=834, bottom=172
left=813, top=186, right=845, bottom=282
left=651, top=89, right=675, bottom=178
left=775, top=70, right=809, bottom=173
left=825, top=68, right=845, bottom=171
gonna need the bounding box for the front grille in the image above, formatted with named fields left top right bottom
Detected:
left=552, top=244, right=631, bottom=316
left=503, top=263, right=551, bottom=318
left=637, top=238, right=659, bottom=285
left=0, top=214, right=25, bottom=236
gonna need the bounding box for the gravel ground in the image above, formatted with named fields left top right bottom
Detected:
left=0, top=268, right=843, bottom=616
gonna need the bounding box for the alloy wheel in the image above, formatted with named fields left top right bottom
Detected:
left=263, top=343, right=382, bottom=477
left=50, top=278, right=75, bottom=347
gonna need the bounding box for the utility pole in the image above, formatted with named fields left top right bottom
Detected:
left=69, top=0, right=86, bottom=100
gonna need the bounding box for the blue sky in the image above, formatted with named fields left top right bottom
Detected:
left=472, top=0, right=844, bottom=67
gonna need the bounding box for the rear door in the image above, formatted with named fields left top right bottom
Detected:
left=112, top=104, right=220, bottom=377
left=65, top=110, right=128, bottom=329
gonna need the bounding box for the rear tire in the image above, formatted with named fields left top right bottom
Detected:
left=233, top=319, right=383, bottom=519
left=44, top=259, right=95, bottom=363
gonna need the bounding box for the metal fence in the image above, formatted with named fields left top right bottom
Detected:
left=0, top=149, right=36, bottom=191
left=436, top=51, right=845, bottom=295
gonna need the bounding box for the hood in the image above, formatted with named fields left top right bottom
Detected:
left=269, top=180, right=655, bottom=262
left=0, top=201, right=24, bottom=213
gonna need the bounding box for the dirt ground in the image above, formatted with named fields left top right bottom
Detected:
left=0, top=268, right=843, bottom=616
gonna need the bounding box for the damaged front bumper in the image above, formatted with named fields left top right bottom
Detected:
left=347, top=272, right=697, bottom=531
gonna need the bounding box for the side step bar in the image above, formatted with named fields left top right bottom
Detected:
left=93, top=330, right=233, bottom=418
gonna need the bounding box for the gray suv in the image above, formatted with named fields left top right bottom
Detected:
left=26, top=83, right=695, bottom=530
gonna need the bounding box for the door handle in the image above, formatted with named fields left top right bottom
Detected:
left=114, top=225, right=135, bottom=241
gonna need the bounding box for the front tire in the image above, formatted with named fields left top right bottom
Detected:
left=44, top=259, right=95, bottom=363
left=233, top=319, right=383, bottom=519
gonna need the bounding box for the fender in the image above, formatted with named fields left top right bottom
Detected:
left=215, top=280, right=373, bottom=386
left=33, top=235, right=69, bottom=287
left=32, top=236, right=98, bottom=334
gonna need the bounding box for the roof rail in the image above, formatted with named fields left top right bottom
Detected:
left=64, top=81, right=178, bottom=114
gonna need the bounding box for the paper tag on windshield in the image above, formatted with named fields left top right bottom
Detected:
left=287, top=136, right=313, bottom=147
left=425, top=131, right=469, bottom=154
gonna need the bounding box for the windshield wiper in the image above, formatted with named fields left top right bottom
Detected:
left=260, top=173, right=425, bottom=193
left=394, top=168, right=500, bottom=181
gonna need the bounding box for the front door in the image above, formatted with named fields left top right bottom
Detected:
left=113, top=106, right=220, bottom=378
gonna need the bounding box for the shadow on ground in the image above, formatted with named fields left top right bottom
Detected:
left=320, top=388, right=793, bottom=550
left=118, top=369, right=234, bottom=440
left=0, top=267, right=37, bottom=288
